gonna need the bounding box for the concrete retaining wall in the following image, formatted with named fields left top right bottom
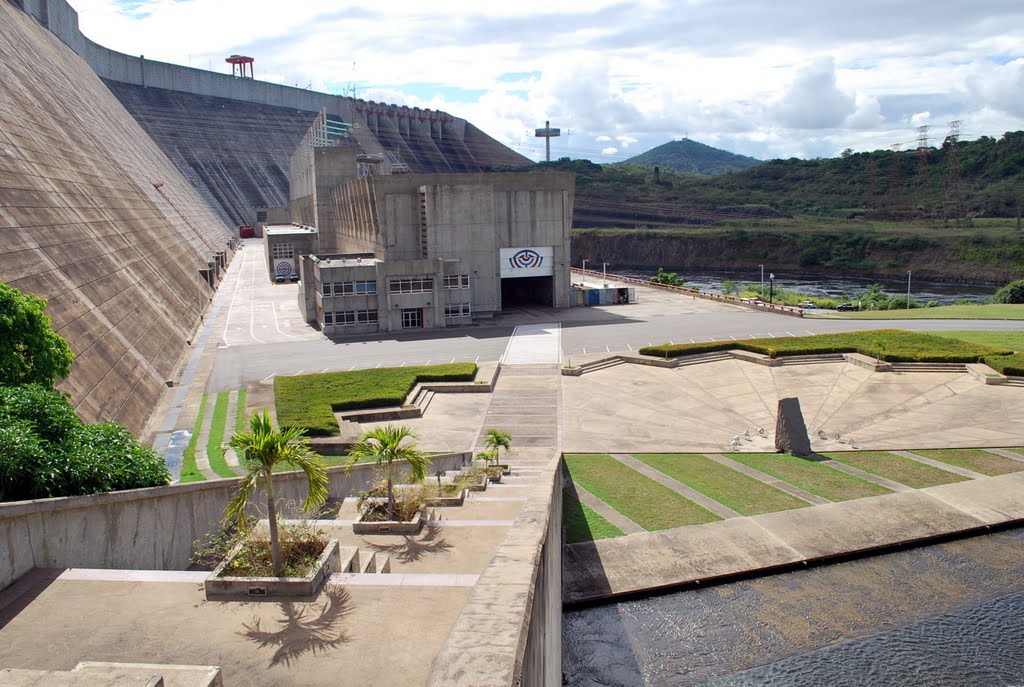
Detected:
left=427, top=453, right=562, bottom=686
left=0, top=452, right=469, bottom=591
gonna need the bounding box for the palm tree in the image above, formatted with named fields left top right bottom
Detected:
left=483, top=428, right=512, bottom=468
left=347, top=425, right=430, bottom=522
left=227, top=410, right=328, bottom=577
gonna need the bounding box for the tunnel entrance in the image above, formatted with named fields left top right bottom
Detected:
left=501, top=276, right=553, bottom=308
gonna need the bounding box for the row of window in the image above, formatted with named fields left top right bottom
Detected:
left=444, top=303, right=472, bottom=318
left=322, top=280, right=377, bottom=297
left=271, top=242, right=294, bottom=259
left=323, top=310, right=379, bottom=326
left=443, top=274, right=470, bottom=289
left=389, top=277, right=433, bottom=294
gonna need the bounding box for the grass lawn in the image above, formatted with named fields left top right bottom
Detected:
left=631, top=453, right=809, bottom=515
left=910, top=449, right=1024, bottom=476
left=563, top=490, right=625, bottom=543
left=178, top=394, right=207, bottom=483
left=564, top=454, right=720, bottom=531
left=206, top=391, right=238, bottom=478
left=724, top=453, right=892, bottom=501
left=275, top=363, right=478, bottom=436
left=822, top=451, right=968, bottom=489
left=234, top=387, right=248, bottom=432
left=818, top=304, right=1024, bottom=320
left=272, top=454, right=361, bottom=473
left=929, top=330, right=1024, bottom=351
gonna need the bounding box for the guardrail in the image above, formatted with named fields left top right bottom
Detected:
left=571, top=268, right=805, bottom=318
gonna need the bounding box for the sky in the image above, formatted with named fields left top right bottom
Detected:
left=71, top=0, right=1024, bottom=163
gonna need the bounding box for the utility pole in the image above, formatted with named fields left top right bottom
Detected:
left=907, top=270, right=912, bottom=309
left=534, top=120, right=561, bottom=162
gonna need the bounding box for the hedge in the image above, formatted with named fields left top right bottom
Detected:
left=275, top=363, right=478, bottom=436
left=983, top=353, right=1024, bottom=376
left=638, top=329, right=1012, bottom=363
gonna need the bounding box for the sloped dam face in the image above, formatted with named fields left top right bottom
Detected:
left=563, top=527, right=1024, bottom=686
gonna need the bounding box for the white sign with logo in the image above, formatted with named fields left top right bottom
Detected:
left=273, top=258, right=296, bottom=278
left=500, top=246, right=553, bottom=278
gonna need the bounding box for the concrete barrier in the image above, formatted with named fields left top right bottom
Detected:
left=0, top=453, right=468, bottom=591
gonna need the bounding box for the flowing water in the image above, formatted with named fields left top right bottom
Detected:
left=563, top=528, right=1024, bottom=686
left=621, top=269, right=997, bottom=305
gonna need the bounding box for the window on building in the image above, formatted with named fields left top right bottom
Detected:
left=443, top=274, right=470, bottom=290
left=324, top=310, right=378, bottom=326
left=256, top=210, right=268, bottom=222
left=402, top=308, right=423, bottom=328
left=322, top=280, right=377, bottom=297
left=271, top=242, right=294, bottom=259
left=355, top=280, right=377, bottom=295
left=444, top=303, right=472, bottom=318
left=389, top=277, right=433, bottom=294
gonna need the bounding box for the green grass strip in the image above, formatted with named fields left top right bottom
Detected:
left=206, top=391, right=238, bottom=478
left=563, top=454, right=720, bottom=531
left=234, top=387, right=248, bottom=433
left=562, top=490, right=624, bottom=543
left=178, top=394, right=208, bottom=483
left=822, top=451, right=968, bottom=488
left=724, top=453, right=892, bottom=501
left=824, top=304, right=1024, bottom=321
left=639, top=329, right=1011, bottom=363
left=911, top=449, right=1024, bottom=477
left=275, top=363, right=478, bottom=436
left=930, top=330, right=1024, bottom=351
left=632, top=453, right=809, bottom=515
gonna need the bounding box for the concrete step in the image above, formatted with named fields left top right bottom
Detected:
left=672, top=352, right=733, bottom=366
left=889, top=363, right=967, bottom=372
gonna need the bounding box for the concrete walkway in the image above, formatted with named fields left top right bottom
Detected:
left=894, top=450, right=986, bottom=479
left=984, top=447, right=1024, bottom=462
left=501, top=323, right=561, bottom=365
left=610, top=453, right=741, bottom=519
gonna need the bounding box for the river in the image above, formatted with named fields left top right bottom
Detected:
left=563, top=528, right=1024, bottom=686
left=620, top=269, right=997, bottom=305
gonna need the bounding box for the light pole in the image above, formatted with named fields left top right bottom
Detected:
left=603, top=262, right=608, bottom=287
left=907, top=270, right=911, bottom=310
left=582, top=259, right=587, bottom=274
left=759, top=265, right=764, bottom=298
left=769, top=273, right=775, bottom=304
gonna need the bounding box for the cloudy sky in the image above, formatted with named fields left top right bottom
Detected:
left=72, top=0, right=1024, bottom=162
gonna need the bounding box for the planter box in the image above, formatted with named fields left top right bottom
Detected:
left=457, top=473, right=489, bottom=492
left=421, top=488, right=468, bottom=507
left=353, top=506, right=425, bottom=535
left=204, top=539, right=339, bottom=601
left=496, top=464, right=512, bottom=475
left=487, top=470, right=503, bottom=484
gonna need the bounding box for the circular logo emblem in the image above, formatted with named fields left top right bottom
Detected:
left=276, top=261, right=294, bottom=275
left=509, top=249, right=543, bottom=269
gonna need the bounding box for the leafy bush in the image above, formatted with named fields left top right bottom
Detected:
left=0, top=384, right=170, bottom=501
left=993, top=279, right=1024, bottom=304
left=983, top=353, right=1024, bottom=376
left=640, top=329, right=1012, bottom=362
left=275, top=364, right=478, bottom=436
left=0, top=282, right=74, bottom=387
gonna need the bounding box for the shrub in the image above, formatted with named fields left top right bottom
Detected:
left=275, top=364, right=477, bottom=436
left=984, top=353, right=1024, bottom=376
left=993, top=279, right=1024, bottom=304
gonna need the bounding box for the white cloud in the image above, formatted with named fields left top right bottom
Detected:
left=70, top=0, right=1024, bottom=160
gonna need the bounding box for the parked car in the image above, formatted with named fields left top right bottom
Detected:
left=798, top=301, right=816, bottom=309
left=836, top=303, right=859, bottom=312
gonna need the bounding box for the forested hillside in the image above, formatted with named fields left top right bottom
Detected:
left=623, top=138, right=761, bottom=175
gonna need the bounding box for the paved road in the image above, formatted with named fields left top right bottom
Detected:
left=206, top=253, right=1023, bottom=392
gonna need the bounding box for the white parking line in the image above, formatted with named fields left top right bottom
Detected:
left=626, top=344, right=632, bottom=351
left=767, top=333, right=776, bottom=338
left=262, top=373, right=277, bottom=382
left=786, top=331, right=796, bottom=337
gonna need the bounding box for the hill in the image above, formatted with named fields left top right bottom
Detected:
left=624, top=138, right=761, bottom=175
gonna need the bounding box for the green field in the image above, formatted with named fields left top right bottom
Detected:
left=930, top=331, right=1024, bottom=351
left=563, top=454, right=720, bottom=531
left=631, top=453, right=809, bottom=515
left=822, top=451, right=968, bottom=489
left=911, top=449, right=1024, bottom=476
left=205, top=391, right=238, bottom=478
left=820, top=304, right=1024, bottom=320
left=724, top=453, right=892, bottom=501
left=562, top=490, right=625, bottom=544
left=178, top=394, right=208, bottom=483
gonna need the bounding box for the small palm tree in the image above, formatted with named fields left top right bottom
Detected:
left=348, top=425, right=430, bottom=522
left=227, top=410, right=328, bottom=577
left=482, top=428, right=512, bottom=467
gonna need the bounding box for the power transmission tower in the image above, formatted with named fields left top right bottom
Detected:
left=915, top=125, right=931, bottom=220
left=943, top=120, right=964, bottom=226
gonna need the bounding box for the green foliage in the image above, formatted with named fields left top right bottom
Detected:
left=639, top=329, right=1012, bottom=362
left=562, top=491, right=624, bottom=543
left=179, top=394, right=207, bottom=483
left=227, top=409, right=327, bottom=576
left=720, top=278, right=738, bottom=295
left=274, top=363, right=477, bottom=436
left=993, top=279, right=1024, bottom=304
left=347, top=425, right=430, bottom=522
left=482, top=428, right=512, bottom=464
left=650, top=267, right=685, bottom=286
left=192, top=522, right=327, bottom=578
left=0, top=384, right=169, bottom=501
left=206, top=391, right=237, bottom=478
left=623, top=139, right=761, bottom=176
left=983, top=353, right=1024, bottom=376
left=0, top=282, right=74, bottom=387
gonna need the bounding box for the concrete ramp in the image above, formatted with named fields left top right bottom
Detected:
left=501, top=324, right=561, bottom=365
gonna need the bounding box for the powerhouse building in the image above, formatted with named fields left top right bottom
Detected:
left=273, top=115, right=576, bottom=334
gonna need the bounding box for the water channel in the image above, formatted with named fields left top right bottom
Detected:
left=620, top=269, right=998, bottom=305
left=563, top=528, right=1024, bottom=686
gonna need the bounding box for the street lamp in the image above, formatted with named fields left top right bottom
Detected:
left=759, top=265, right=764, bottom=298
left=769, top=273, right=775, bottom=304
left=907, top=270, right=911, bottom=310
left=582, top=259, right=587, bottom=274
left=603, top=262, right=608, bottom=288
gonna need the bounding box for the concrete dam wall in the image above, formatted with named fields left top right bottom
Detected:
left=17, top=0, right=530, bottom=226
left=0, top=1, right=233, bottom=432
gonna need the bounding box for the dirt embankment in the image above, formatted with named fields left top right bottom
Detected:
left=571, top=229, right=1024, bottom=285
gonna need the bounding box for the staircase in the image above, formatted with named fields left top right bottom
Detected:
left=889, top=362, right=968, bottom=373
